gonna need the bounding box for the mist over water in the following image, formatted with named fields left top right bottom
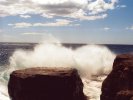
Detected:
left=0, top=40, right=116, bottom=100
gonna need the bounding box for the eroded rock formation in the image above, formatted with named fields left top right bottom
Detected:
left=8, top=67, right=86, bottom=100
left=101, top=54, right=133, bottom=100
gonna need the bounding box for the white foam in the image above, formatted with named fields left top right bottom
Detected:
left=0, top=40, right=116, bottom=100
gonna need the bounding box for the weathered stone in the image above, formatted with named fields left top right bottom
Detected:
left=8, top=67, right=86, bottom=100
left=101, top=54, right=133, bottom=100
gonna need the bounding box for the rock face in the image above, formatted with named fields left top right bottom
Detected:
left=8, top=67, right=86, bottom=100
left=101, top=54, right=133, bottom=100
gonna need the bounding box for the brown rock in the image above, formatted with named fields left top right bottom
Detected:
left=101, top=54, right=133, bottom=100
left=8, top=67, right=86, bottom=100
left=115, top=90, right=133, bottom=100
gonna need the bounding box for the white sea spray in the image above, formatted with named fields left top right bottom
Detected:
left=0, top=40, right=116, bottom=100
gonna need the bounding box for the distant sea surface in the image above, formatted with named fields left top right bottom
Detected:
left=0, top=42, right=133, bottom=65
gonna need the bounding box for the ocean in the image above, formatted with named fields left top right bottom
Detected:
left=0, top=42, right=133, bottom=100
left=0, top=43, right=133, bottom=65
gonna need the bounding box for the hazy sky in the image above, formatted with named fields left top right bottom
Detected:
left=0, top=0, right=133, bottom=44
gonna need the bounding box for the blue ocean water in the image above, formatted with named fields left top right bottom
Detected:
left=0, top=42, right=133, bottom=65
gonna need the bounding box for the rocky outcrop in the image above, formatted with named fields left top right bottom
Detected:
left=8, top=67, right=86, bottom=100
left=101, top=54, right=133, bottom=100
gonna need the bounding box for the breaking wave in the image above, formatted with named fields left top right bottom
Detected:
left=0, top=40, right=116, bottom=100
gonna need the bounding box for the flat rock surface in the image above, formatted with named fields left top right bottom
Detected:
left=11, top=67, right=75, bottom=78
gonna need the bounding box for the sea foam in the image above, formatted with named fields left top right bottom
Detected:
left=0, top=40, right=116, bottom=100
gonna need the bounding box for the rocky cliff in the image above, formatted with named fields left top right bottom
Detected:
left=101, top=54, right=133, bottom=100
left=8, top=67, right=86, bottom=100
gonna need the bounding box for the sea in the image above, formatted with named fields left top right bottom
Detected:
left=0, top=42, right=133, bottom=100
left=0, top=42, right=133, bottom=65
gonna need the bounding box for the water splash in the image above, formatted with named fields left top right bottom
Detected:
left=0, top=41, right=116, bottom=100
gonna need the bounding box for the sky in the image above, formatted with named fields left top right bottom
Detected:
left=0, top=0, right=133, bottom=44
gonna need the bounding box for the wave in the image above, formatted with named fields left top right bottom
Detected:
left=0, top=40, right=116, bottom=100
